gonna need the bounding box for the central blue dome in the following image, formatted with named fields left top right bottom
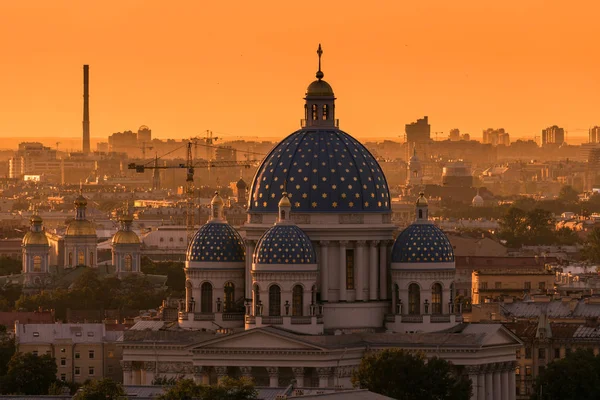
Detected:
left=254, top=224, right=316, bottom=265
left=391, top=224, right=454, bottom=264
left=187, top=222, right=245, bottom=263
left=249, top=129, right=390, bottom=213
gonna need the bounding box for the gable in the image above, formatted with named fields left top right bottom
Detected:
left=192, top=329, right=324, bottom=352
left=481, top=326, right=522, bottom=347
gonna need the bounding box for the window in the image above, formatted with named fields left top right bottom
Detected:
left=33, top=256, right=42, bottom=272
left=480, top=282, right=488, bottom=290
left=60, top=374, right=66, bottom=381
left=515, top=366, right=520, bottom=376
left=525, top=347, right=532, bottom=359
left=68, top=252, right=73, bottom=266
left=269, top=285, right=281, bottom=316
left=539, top=281, right=546, bottom=291
left=75, top=367, right=80, bottom=376
left=292, top=285, right=303, bottom=316
left=60, top=348, right=66, bottom=353
left=124, top=254, right=132, bottom=271
left=201, top=282, right=213, bottom=313
left=224, top=282, right=235, bottom=312
left=312, top=104, right=318, bottom=120
left=60, top=358, right=66, bottom=366
left=75, top=352, right=80, bottom=359
left=78, top=251, right=84, bottom=265
left=524, top=281, right=531, bottom=290
left=32, top=351, right=38, bottom=356
left=431, top=283, right=442, bottom=314
left=538, top=366, right=545, bottom=375
left=87, top=332, right=94, bottom=337
left=525, top=366, right=532, bottom=376
left=89, top=350, right=95, bottom=359
left=169, top=237, right=174, bottom=242
left=322, top=104, right=328, bottom=120
left=516, top=349, right=521, bottom=359
left=89, top=367, right=95, bottom=376
left=408, top=283, right=421, bottom=315
left=89, top=252, right=93, bottom=266
left=554, top=348, right=560, bottom=358
left=346, top=249, right=355, bottom=290
left=566, top=347, right=572, bottom=356
left=538, top=348, right=546, bottom=359
left=108, top=351, right=114, bottom=358
left=494, top=282, right=502, bottom=289
left=75, top=332, right=82, bottom=337
left=418, top=210, right=423, bottom=219
left=33, top=332, right=39, bottom=337
left=160, top=237, right=164, bottom=242
left=108, top=366, right=114, bottom=374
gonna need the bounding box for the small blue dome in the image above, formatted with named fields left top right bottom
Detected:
left=254, top=225, right=316, bottom=265
left=249, top=129, right=390, bottom=213
left=187, top=222, right=245, bottom=263
left=391, top=224, right=454, bottom=264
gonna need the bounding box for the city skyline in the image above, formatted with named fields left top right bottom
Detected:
left=1, top=1, right=599, bottom=145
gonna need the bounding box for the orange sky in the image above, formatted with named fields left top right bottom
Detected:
left=1, top=1, right=599, bottom=146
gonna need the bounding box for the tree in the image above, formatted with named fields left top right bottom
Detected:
left=351, top=349, right=471, bottom=400
left=157, top=377, right=258, bottom=400
left=0, top=325, right=15, bottom=377
left=1, top=352, right=57, bottom=395
left=582, top=227, right=600, bottom=264
left=532, top=349, right=600, bottom=400
left=72, top=378, right=126, bottom=400
left=498, top=207, right=528, bottom=247
left=558, top=185, right=580, bottom=204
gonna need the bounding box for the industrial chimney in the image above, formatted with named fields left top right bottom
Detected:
left=82, top=65, right=90, bottom=154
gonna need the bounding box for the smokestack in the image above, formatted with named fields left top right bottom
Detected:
left=82, top=65, right=90, bottom=154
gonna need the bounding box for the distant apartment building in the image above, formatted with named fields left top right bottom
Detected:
left=441, top=161, right=472, bottom=187
left=482, top=128, right=510, bottom=146
left=541, top=125, right=565, bottom=146
left=9, top=142, right=57, bottom=179
left=15, top=323, right=124, bottom=383
left=590, top=126, right=600, bottom=144
left=215, top=146, right=237, bottom=162
left=472, top=269, right=555, bottom=304
left=448, top=128, right=460, bottom=141
left=405, top=116, right=431, bottom=143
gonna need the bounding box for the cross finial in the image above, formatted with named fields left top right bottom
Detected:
left=316, top=44, right=324, bottom=80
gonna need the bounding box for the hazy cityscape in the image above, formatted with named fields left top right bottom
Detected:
left=2, top=2, right=600, bottom=400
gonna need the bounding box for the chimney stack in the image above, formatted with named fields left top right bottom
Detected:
left=82, top=65, right=90, bottom=154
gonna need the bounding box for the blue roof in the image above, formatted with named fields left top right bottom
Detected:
left=391, top=223, right=454, bottom=263
left=254, top=224, right=316, bottom=265
left=249, top=129, right=390, bottom=213
left=187, top=222, right=245, bottom=263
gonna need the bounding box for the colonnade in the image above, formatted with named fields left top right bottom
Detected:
left=468, top=362, right=516, bottom=400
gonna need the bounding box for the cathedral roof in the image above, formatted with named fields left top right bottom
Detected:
left=186, top=222, right=245, bottom=263
left=253, top=224, right=316, bottom=265
left=65, top=220, right=97, bottom=237
left=391, top=223, right=454, bottom=264
left=249, top=129, right=390, bottom=213
left=22, top=231, right=48, bottom=246
left=112, top=230, right=140, bottom=245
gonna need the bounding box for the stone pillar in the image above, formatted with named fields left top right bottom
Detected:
left=245, top=241, right=255, bottom=299
left=193, top=366, right=203, bottom=384
left=143, top=361, right=156, bottom=385
left=267, top=367, right=279, bottom=387
left=369, top=241, right=379, bottom=300
left=485, top=371, right=493, bottom=400
left=379, top=242, right=387, bottom=299
left=320, top=241, right=329, bottom=302
left=215, top=366, right=228, bottom=384
left=121, top=361, right=132, bottom=386
left=508, top=363, right=516, bottom=400
left=292, top=367, right=305, bottom=387
left=493, top=367, right=501, bottom=400
left=501, top=368, right=509, bottom=400
left=477, top=370, right=486, bottom=400
left=240, top=366, right=252, bottom=380
left=355, top=241, right=365, bottom=301
left=339, top=241, right=347, bottom=301
left=317, top=367, right=331, bottom=388
left=467, top=366, right=479, bottom=400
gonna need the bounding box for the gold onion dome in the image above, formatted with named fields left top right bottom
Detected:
left=416, top=192, right=428, bottom=206
left=65, top=220, right=96, bottom=236
left=211, top=191, right=224, bottom=206
left=23, top=231, right=48, bottom=246
left=112, top=230, right=140, bottom=245
left=31, top=214, right=43, bottom=224
left=278, top=192, right=291, bottom=208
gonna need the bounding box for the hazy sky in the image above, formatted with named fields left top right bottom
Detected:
left=1, top=1, right=598, bottom=145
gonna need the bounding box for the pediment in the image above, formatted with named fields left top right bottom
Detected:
left=190, top=328, right=325, bottom=352
left=481, top=326, right=523, bottom=347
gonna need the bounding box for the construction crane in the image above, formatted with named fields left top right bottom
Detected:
left=139, top=142, right=154, bottom=160
left=128, top=141, right=259, bottom=242
left=432, top=131, right=444, bottom=141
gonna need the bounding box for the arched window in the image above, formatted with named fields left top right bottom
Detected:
left=201, top=282, right=213, bottom=313
left=322, top=104, right=328, bottom=120
left=418, top=210, right=423, bottom=219
left=312, top=104, right=318, bottom=121
left=224, top=282, right=235, bottom=312
left=292, top=285, right=303, bottom=316
left=68, top=252, right=73, bottom=267
left=78, top=251, right=85, bottom=266
left=432, top=283, right=443, bottom=314
left=33, top=256, right=42, bottom=272
left=408, top=283, right=420, bottom=315
left=124, top=254, right=132, bottom=272
left=89, top=252, right=94, bottom=266
left=213, top=208, right=219, bottom=218
left=280, top=210, right=286, bottom=220
left=269, top=285, right=281, bottom=316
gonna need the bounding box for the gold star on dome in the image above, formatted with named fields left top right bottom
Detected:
left=332, top=202, right=338, bottom=208
left=322, top=193, right=328, bottom=198
left=312, top=202, right=317, bottom=208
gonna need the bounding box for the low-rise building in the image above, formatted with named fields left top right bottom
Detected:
left=15, top=322, right=124, bottom=383
left=472, top=268, right=555, bottom=304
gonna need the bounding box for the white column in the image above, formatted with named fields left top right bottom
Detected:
left=339, top=241, right=347, bottom=301
left=317, top=367, right=331, bottom=388
left=245, top=241, right=255, bottom=299
left=267, top=367, right=279, bottom=387
left=369, top=241, right=378, bottom=300
left=121, top=361, right=132, bottom=385
left=477, top=372, right=486, bottom=400
left=143, top=362, right=155, bottom=385
left=293, top=367, right=305, bottom=387
left=215, top=366, right=228, bottom=384
left=379, top=242, right=387, bottom=299
left=485, top=372, right=493, bottom=400
left=469, top=373, right=478, bottom=400
left=508, top=367, right=516, bottom=400
left=355, top=241, right=365, bottom=301
left=320, top=241, right=329, bottom=302
left=501, top=369, right=509, bottom=400
left=493, top=369, right=501, bottom=400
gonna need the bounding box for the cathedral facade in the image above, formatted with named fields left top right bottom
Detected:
left=121, top=46, right=520, bottom=400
